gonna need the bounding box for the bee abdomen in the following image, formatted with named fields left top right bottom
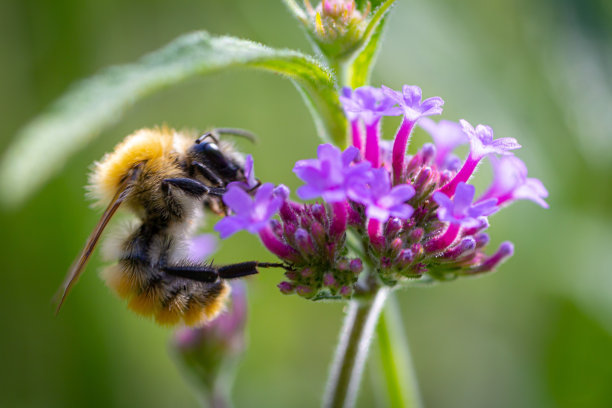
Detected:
left=101, top=258, right=230, bottom=326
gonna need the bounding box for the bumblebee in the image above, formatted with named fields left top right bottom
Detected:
left=56, top=126, right=279, bottom=326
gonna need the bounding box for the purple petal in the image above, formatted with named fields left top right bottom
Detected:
left=341, top=146, right=360, bottom=166
left=514, top=178, right=549, bottom=208
left=433, top=191, right=454, bottom=212
left=366, top=205, right=390, bottom=221
left=388, top=204, right=414, bottom=219
left=253, top=183, right=275, bottom=210
left=388, top=184, right=416, bottom=203
left=188, top=234, right=218, bottom=262
left=222, top=186, right=253, bottom=214
left=453, top=183, right=476, bottom=215
left=214, top=217, right=246, bottom=239
left=468, top=198, right=498, bottom=218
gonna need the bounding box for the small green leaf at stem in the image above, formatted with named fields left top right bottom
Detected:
left=348, top=0, right=395, bottom=88
left=0, top=31, right=345, bottom=207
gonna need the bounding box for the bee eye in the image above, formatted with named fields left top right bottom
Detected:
left=191, top=142, right=239, bottom=179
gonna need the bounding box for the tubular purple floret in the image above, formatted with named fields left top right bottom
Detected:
left=310, top=221, right=327, bottom=246
left=259, top=226, right=299, bottom=262
left=365, top=121, right=381, bottom=167
left=350, top=120, right=363, bottom=153
left=474, top=233, right=490, bottom=248
left=392, top=118, right=417, bottom=184
left=330, top=201, right=348, bottom=239
left=461, top=217, right=489, bottom=236
left=425, top=223, right=460, bottom=252
left=442, top=237, right=476, bottom=260
left=437, top=153, right=480, bottom=197
left=367, top=218, right=385, bottom=250
left=470, top=241, right=514, bottom=273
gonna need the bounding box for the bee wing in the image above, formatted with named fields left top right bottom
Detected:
left=54, top=164, right=142, bottom=314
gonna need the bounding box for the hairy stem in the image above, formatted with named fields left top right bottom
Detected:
left=376, top=295, right=422, bottom=408
left=323, top=286, right=390, bottom=408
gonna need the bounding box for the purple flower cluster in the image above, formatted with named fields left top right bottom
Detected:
left=214, top=84, right=548, bottom=299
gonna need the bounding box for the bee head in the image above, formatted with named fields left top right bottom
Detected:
left=188, top=134, right=242, bottom=181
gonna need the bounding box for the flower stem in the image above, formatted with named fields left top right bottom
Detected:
left=323, top=286, right=390, bottom=408
left=376, top=294, right=422, bottom=408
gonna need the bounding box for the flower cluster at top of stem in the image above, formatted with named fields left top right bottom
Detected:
left=297, top=0, right=369, bottom=59
left=215, top=84, right=548, bottom=301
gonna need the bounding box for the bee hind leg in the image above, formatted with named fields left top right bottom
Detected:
left=218, top=261, right=287, bottom=279
left=162, top=265, right=220, bottom=283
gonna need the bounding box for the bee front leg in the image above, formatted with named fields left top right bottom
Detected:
left=162, top=178, right=226, bottom=198
left=192, top=161, right=224, bottom=187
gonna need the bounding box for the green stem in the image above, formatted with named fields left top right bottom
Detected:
left=323, top=286, right=390, bottom=408
left=376, top=294, right=422, bottom=408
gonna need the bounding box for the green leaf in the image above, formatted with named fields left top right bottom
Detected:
left=0, top=31, right=345, bottom=207
left=348, top=0, right=395, bottom=88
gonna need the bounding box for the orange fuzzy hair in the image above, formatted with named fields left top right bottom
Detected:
left=88, top=127, right=192, bottom=204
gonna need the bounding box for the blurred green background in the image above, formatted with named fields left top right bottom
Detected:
left=1, top=0, right=611, bottom=407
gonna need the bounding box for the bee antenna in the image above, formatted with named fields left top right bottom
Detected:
left=213, top=128, right=258, bottom=144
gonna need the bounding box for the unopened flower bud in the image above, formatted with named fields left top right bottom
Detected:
left=278, top=281, right=295, bottom=294
left=339, top=285, right=352, bottom=297
left=296, top=285, right=314, bottom=297
left=349, top=258, right=363, bottom=274
left=421, top=143, right=436, bottom=165
left=385, top=217, right=403, bottom=237
left=389, top=237, right=403, bottom=255
left=323, top=273, right=336, bottom=286
left=409, top=227, right=424, bottom=243
left=311, top=203, right=327, bottom=224
left=443, top=237, right=476, bottom=259
left=474, top=233, right=490, bottom=248
left=280, top=201, right=299, bottom=225
left=397, top=249, right=414, bottom=268
left=414, top=167, right=433, bottom=191
left=310, top=220, right=327, bottom=246
left=300, top=268, right=314, bottom=278
left=269, top=219, right=283, bottom=237
left=295, top=228, right=316, bottom=256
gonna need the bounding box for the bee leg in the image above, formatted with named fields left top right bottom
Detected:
left=217, top=261, right=287, bottom=279
left=247, top=179, right=262, bottom=194
left=217, top=262, right=260, bottom=279
left=162, top=265, right=220, bottom=283
left=192, top=161, right=224, bottom=187
left=162, top=178, right=226, bottom=198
